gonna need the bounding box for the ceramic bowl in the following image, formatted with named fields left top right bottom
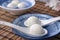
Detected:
left=13, top=13, right=60, bottom=39
left=0, top=0, right=35, bottom=15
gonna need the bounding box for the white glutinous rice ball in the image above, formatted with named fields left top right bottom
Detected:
left=17, top=2, right=28, bottom=8
left=7, top=3, right=15, bottom=8
left=29, top=24, right=44, bottom=36
left=11, top=0, right=19, bottom=5
left=24, top=16, right=41, bottom=27
left=7, top=0, right=19, bottom=8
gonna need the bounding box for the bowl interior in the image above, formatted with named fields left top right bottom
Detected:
left=0, top=0, right=10, bottom=5
left=0, top=0, right=11, bottom=7
left=0, top=0, right=35, bottom=10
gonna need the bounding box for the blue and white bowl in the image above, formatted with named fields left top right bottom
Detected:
left=13, top=13, right=60, bottom=40
left=0, top=0, right=35, bottom=15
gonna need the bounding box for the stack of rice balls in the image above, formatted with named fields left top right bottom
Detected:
left=24, top=16, right=48, bottom=36
left=7, top=0, right=30, bottom=9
